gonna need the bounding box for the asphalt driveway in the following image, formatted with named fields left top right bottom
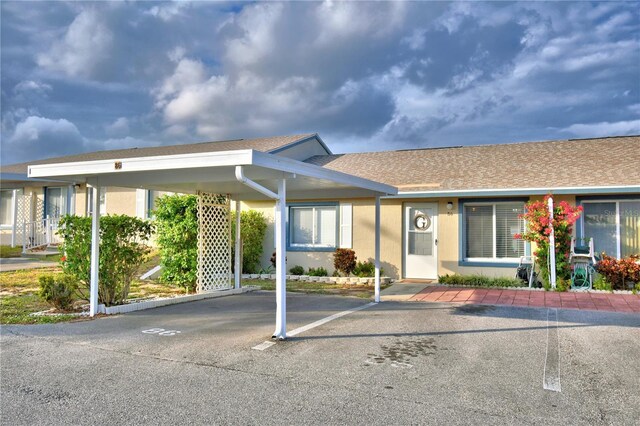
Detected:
left=1, top=291, right=639, bottom=425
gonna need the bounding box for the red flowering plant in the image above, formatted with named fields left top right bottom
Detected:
left=515, top=195, right=583, bottom=286
left=596, top=254, right=640, bottom=290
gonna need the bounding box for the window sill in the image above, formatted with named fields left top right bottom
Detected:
left=287, top=246, right=336, bottom=253
left=458, top=260, right=519, bottom=268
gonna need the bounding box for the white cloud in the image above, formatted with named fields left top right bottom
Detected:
left=13, top=80, right=52, bottom=96
left=36, top=9, right=114, bottom=79
left=561, top=120, right=640, bottom=138
left=5, top=116, right=85, bottom=163
left=105, top=117, right=130, bottom=137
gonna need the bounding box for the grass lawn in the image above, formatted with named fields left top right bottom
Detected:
left=244, top=278, right=388, bottom=299
left=0, top=245, right=23, bottom=258
left=0, top=258, right=385, bottom=324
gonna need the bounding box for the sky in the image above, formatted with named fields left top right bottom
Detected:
left=1, top=1, right=639, bottom=165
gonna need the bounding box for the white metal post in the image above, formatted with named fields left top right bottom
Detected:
left=273, top=179, right=287, bottom=340
left=10, top=189, right=18, bottom=247
left=89, top=185, right=101, bottom=316
left=234, top=200, right=241, bottom=289
left=548, top=196, right=557, bottom=289
left=374, top=196, right=381, bottom=303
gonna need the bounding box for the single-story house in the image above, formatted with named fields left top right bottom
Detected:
left=2, top=134, right=639, bottom=281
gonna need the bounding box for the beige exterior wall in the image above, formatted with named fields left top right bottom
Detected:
left=104, top=187, right=137, bottom=216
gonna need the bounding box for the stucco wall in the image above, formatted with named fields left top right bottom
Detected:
left=105, top=187, right=137, bottom=216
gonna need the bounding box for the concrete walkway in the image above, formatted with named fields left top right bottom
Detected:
left=0, top=258, right=58, bottom=272
left=408, top=285, right=640, bottom=314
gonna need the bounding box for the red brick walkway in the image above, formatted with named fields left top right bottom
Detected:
left=409, top=286, right=640, bottom=314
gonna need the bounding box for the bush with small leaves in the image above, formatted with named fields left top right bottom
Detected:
left=289, top=265, right=305, bottom=275
left=353, top=261, right=384, bottom=277
left=333, top=248, right=357, bottom=276
left=307, top=267, right=329, bottom=277
left=39, top=274, right=78, bottom=311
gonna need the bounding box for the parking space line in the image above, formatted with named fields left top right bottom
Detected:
left=287, top=302, right=376, bottom=337
left=543, top=308, right=561, bottom=392
left=252, top=302, right=376, bottom=350
left=252, top=341, right=276, bottom=351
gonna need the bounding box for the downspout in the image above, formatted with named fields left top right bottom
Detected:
left=235, top=166, right=278, bottom=200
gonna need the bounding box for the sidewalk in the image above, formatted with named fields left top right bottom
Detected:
left=0, top=258, right=58, bottom=272
left=409, top=285, right=640, bottom=314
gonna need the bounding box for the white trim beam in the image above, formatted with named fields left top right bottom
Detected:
left=235, top=200, right=241, bottom=290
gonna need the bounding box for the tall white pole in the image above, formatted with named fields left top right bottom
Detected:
left=234, top=200, right=241, bottom=290
left=273, top=179, right=287, bottom=340
left=10, top=189, right=18, bottom=247
left=89, top=185, right=101, bottom=316
left=548, top=196, right=557, bottom=289
left=374, top=196, right=381, bottom=303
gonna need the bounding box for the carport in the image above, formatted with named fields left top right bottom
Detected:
left=28, top=148, right=396, bottom=339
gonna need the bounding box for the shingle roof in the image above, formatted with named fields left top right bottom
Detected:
left=305, top=136, right=640, bottom=191
left=1, top=134, right=315, bottom=175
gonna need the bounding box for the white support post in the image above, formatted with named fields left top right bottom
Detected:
left=89, top=185, right=101, bottom=316
left=548, top=196, right=557, bottom=289
left=273, top=179, right=287, bottom=340
left=374, top=196, right=381, bottom=303
left=234, top=200, right=241, bottom=290
left=10, top=189, right=18, bottom=247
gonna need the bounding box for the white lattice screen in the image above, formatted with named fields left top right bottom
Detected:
left=197, top=192, right=233, bottom=292
left=15, top=194, right=32, bottom=245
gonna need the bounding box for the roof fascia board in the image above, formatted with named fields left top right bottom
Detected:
left=28, top=149, right=255, bottom=178
left=385, top=185, right=640, bottom=199
left=268, top=133, right=333, bottom=156
left=252, top=151, right=396, bottom=195
left=0, top=172, right=75, bottom=183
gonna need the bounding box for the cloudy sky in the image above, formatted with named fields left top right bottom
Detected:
left=1, top=1, right=639, bottom=165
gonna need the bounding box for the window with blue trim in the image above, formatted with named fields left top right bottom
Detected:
left=289, top=205, right=338, bottom=250
left=581, top=199, right=640, bottom=258
left=463, top=201, right=525, bottom=262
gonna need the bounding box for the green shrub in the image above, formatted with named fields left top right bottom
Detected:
left=438, top=274, right=524, bottom=288
left=39, top=274, right=78, bottom=310
left=307, top=267, right=328, bottom=277
left=232, top=210, right=267, bottom=274
left=153, top=195, right=198, bottom=292
left=595, top=254, right=640, bottom=290
left=555, top=278, right=569, bottom=292
left=289, top=265, right=305, bottom=275
left=58, top=214, right=154, bottom=306
left=593, top=275, right=613, bottom=292
left=353, top=261, right=384, bottom=277
left=333, top=248, right=357, bottom=276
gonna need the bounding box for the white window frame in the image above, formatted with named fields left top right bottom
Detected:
left=463, top=201, right=526, bottom=263
left=0, top=189, right=17, bottom=229
left=580, top=199, right=640, bottom=259
left=288, top=204, right=339, bottom=251
left=86, top=186, right=107, bottom=216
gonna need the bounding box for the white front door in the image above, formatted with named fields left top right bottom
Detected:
left=404, top=203, right=438, bottom=279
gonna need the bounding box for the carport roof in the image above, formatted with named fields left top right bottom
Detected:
left=28, top=147, right=397, bottom=200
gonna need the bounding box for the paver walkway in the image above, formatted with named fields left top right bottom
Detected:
left=410, top=285, right=640, bottom=314
left=0, top=258, right=58, bottom=272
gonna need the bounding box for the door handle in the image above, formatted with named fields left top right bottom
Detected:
left=435, top=239, right=438, bottom=246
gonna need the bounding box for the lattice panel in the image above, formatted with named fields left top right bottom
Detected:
left=197, top=192, right=232, bottom=292
left=15, top=194, right=32, bottom=245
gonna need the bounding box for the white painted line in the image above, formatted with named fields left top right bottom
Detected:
left=252, top=341, right=276, bottom=351
left=543, top=308, right=562, bottom=392
left=287, top=302, right=376, bottom=337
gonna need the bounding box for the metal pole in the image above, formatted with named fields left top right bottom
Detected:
left=548, top=196, right=557, bottom=289
left=273, top=179, right=287, bottom=340
left=234, top=200, right=241, bottom=289
left=89, top=185, right=101, bottom=316
left=374, top=196, right=381, bottom=303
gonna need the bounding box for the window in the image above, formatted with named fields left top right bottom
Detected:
left=147, top=190, right=161, bottom=218
left=0, top=190, right=14, bottom=226
left=582, top=200, right=640, bottom=258
left=289, top=204, right=338, bottom=250
left=463, top=201, right=526, bottom=262
left=86, top=187, right=106, bottom=216
left=45, top=187, right=67, bottom=218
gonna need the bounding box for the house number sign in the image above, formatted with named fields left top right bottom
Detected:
left=414, top=213, right=431, bottom=230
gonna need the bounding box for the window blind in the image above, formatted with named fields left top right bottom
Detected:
left=496, top=203, right=525, bottom=258
left=465, top=205, right=493, bottom=258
